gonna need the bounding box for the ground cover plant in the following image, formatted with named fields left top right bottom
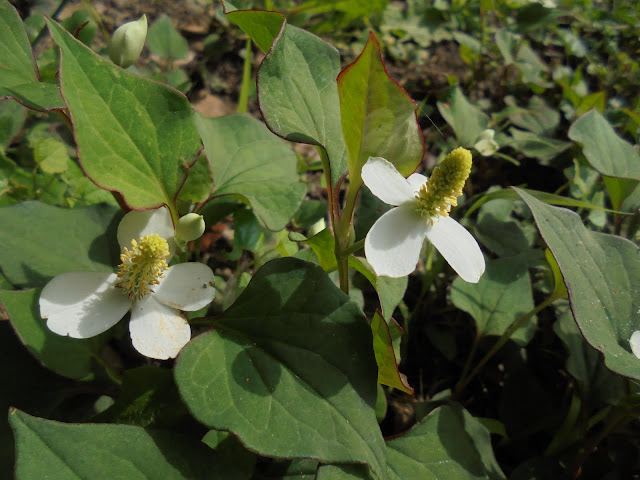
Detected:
left=1, top=0, right=639, bottom=478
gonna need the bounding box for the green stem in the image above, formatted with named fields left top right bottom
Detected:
left=92, top=352, right=122, bottom=385
left=454, top=293, right=558, bottom=396
left=237, top=37, right=252, bottom=114
left=343, top=239, right=365, bottom=257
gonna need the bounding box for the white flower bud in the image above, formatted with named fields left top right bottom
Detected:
left=108, top=15, right=147, bottom=68
left=175, top=213, right=206, bottom=245
left=473, top=129, right=499, bottom=157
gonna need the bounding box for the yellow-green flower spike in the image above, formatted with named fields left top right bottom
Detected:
left=415, top=147, right=472, bottom=223
left=116, top=234, right=170, bottom=300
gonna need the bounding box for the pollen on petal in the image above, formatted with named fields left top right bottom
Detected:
left=116, top=234, right=170, bottom=301
left=415, top=147, right=472, bottom=222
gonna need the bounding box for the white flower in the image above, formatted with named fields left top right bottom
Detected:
left=39, top=208, right=215, bottom=360
left=362, top=148, right=485, bottom=282
left=630, top=331, right=640, bottom=359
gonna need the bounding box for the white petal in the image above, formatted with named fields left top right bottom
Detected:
left=129, top=297, right=191, bottom=359
left=364, top=205, right=428, bottom=278
left=426, top=216, right=485, bottom=283
left=39, top=272, right=130, bottom=338
left=117, top=207, right=175, bottom=252
left=630, top=331, right=640, bottom=359
left=361, top=157, right=416, bottom=206
left=153, top=262, right=216, bottom=311
left=407, top=173, right=428, bottom=193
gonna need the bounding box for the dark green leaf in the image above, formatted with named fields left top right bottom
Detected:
left=175, top=258, right=387, bottom=479
left=0, top=201, right=120, bottom=287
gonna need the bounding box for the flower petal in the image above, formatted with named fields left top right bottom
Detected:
left=129, top=297, right=190, bottom=359
left=407, top=173, right=428, bottom=193
left=365, top=205, right=428, bottom=278
left=153, top=262, right=216, bottom=311
left=361, top=157, right=417, bottom=206
left=117, top=207, right=175, bottom=252
left=630, top=331, right=640, bottom=359
left=39, top=272, right=130, bottom=338
left=426, top=216, right=485, bottom=283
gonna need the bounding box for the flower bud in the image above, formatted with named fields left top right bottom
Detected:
left=108, top=15, right=147, bottom=68
left=175, top=213, right=206, bottom=245
left=474, top=129, right=499, bottom=156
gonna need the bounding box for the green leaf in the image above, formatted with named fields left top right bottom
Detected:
left=508, top=128, right=571, bottom=163
left=225, top=8, right=285, bottom=54
left=46, top=18, right=201, bottom=210
left=0, top=99, right=27, bottom=151
left=317, top=463, right=372, bottom=479
left=386, top=404, right=505, bottom=480
left=196, top=114, right=306, bottom=231
left=9, top=409, right=223, bottom=479
left=466, top=187, right=621, bottom=218
left=0, top=289, right=101, bottom=379
left=437, top=87, right=489, bottom=147
left=201, top=431, right=256, bottom=480
left=338, top=33, right=423, bottom=186
left=371, top=312, right=413, bottom=394
left=451, top=255, right=536, bottom=345
left=568, top=110, right=640, bottom=181
left=0, top=201, right=120, bottom=287
left=175, top=258, right=387, bottom=479
left=257, top=24, right=348, bottom=187
left=504, top=95, right=559, bottom=135
left=91, top=366, right=189, bottom=428
left=514, top=187, right=640, bottom=381
left=553, top=303, right=624, bottom=406
left=178, top=153, right=213, bottom=204
left=147, top=14, right=189, bottom=60
left=0, top=1, right=64, bottom=110
left=33, top=137, right=70, bottom=174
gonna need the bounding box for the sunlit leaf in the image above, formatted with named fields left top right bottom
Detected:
left=257, top=23, right=348, bottom=187
left=338, top=32, right=423, bottom=186
left=0, top=1, right=64, bottom=111
left=514, top=188, right=640, bottom=381
left=568, top=110, right=640, bottom=181
left=46, top=18, right=201, bottom=210
left=195, top=114, right=305, bottom=231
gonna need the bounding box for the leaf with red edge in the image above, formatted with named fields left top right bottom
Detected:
left=371, top=312, right=413, bottom=394
left=46, top=18, right=201, bottom=212
left=0, top=1, right=64, bottom=111
left=337, top=32, right=424, bottom=189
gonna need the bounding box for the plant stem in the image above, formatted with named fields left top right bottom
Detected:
left=237, top=37, right=252, bottom=114
left=454, top=293, right=559, bottom=396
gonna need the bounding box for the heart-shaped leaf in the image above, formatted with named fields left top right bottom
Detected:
left=46, top=18, right=202, bottom=211
left=257, top=23, right=348, bottom=187
left=0, top=1, right=64, bottom=111
left=337, top=32, right=423, bottom=187
left=514, top=187, right=640, bottom=381
left=175, top=258, right=387, bottom=479
left=195, top=114, right=305, bottom=231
